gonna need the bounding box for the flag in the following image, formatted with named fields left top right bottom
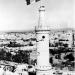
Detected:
left=26, top=0, right=40, bottom=5
left=36, top=0, right=40, bottom=2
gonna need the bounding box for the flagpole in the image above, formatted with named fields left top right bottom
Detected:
left=40, top=0, right=43, bottom=6
left=40, top=0, right=44, bottom=7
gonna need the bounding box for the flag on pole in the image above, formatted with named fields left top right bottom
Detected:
left=26, top=0, right=40, bottom=5
left=36, top=0, right=40, bottom=2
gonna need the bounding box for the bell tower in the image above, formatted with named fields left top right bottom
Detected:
left=36, top=6, right=52, bottom=75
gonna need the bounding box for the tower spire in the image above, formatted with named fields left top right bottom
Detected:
left=38, top=5, right=45, bottom=29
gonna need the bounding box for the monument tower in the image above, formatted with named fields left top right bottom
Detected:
left=25, top=0, right=52, bottom=75
left=36, top=5, right=52, bottom=75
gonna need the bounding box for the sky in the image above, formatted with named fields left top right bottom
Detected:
left=0, top=0, right=74, bottom=31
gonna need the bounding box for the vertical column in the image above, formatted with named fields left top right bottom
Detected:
left=36, top=6, right=52, bottom=75
left=36, top=31, right=51, bottom=75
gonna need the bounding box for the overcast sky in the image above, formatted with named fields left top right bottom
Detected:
left=0, top=0, right=74, bottom=31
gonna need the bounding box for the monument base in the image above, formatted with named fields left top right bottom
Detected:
left=37, top=70, right=50, bottom=75
left=36, top=69, right=55, bottom=75
left=36, top=65, right=53, bottom=75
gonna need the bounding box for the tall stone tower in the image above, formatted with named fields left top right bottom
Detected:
left=36, top=6, right=51, bottom=75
